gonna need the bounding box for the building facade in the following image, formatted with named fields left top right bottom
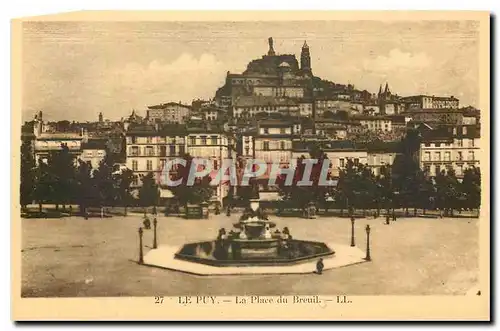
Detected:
left=80, top=139, right=107, bottom=169
left=400, top=95, right=459, bottom=110
left=418, top=124, right=480, bottom=178
left=146, top=102, right=192, bottom=123
left=125, top=123, right=187, bottom=186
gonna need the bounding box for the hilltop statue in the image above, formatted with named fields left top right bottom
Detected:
left=268, top=37, right=276, bottom=56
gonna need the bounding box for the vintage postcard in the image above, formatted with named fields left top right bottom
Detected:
left=11, top=11, right=490, bottom=321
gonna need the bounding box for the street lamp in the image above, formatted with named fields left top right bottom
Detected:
left=138, top=227, right=144, bottom=264
left=153, top=218, right=158, bottom=249
left=365, top=224, right=371, bottom=261
left=350, top=216, right=355, bottom=247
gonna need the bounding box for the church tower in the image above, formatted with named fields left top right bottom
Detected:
left=98, top=112, right=103, bottom=122
left=300, top=41, right=312, bottom=74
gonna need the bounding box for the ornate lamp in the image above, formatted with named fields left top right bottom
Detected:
left=365, top=224, right=371, bottom=261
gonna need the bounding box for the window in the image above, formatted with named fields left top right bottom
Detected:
left=146, top=137, right=152, bottom=143
left=445, top=151, right=451, bottom=161
left=425, top=143, right=431, bottom=147
left=469, top=139, right=475, bottom=147
left=462, top=126, right=467, bottom=135
left=457, top=139, right=463, bottom=147
left=424, top=152, right=431, bottom=161
left=145, top=146, right=154, bottom=156
left=264, top=128, right=269, bottom=134
left=132, top=160, right=138, bottom=171
left=179, top=145, right=185, bottom=155
left=147, top=160, right=153, bottom=171
left=201, top=136, right=207, bottom=145
left=131, top=136, right=137, bottom=144
left=280, top=128, right=286, bottom=134
left=457, top=151, right=463, bottom=161
left=280, top=141, right=286, bottom=150
left=159, top=146, right=167, bottom=157
left=263, top=141, right=270, bottom=151
left=435, top=143, right=441, bottom=148
left=435, top=165, right=441, bottom=175
left=130, top=146, right=139, bottom=156
left=424, top=165, right=431, bottom=173
left=339, top=158, right=345, bottom=168
left=211, top=136, right=218, bottom=145
left=468, top=151, right=474, bottom=161
left=435, top=152, right=441, bottom=161
left=169, top=145, right=175, bottom=156
left=190, top=137, right=196, bottom=145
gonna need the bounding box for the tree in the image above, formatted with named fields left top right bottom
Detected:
left=461, top=166, right=481, bottom=212
left=416, top=170, right=436, bottom=214
left=55, top=120, right=71, bottom=132
left=139, top=172, right=159, bottom=210
left=435, top=168, right=461, bottom=216
left=115, top=168, right=135, bottom=216
left=20, top=139, right=35, bottom=210
left=169, top=154, right=214, bottom=206
left=48, top=144, right=76, bottom=210
left=335, top=159, right=375, bottom=216
left=277, top=147, right=333, bottom=217
left=75, top=160, right=95, bottom=216
left=392, top=129, right=423, bottom=215
left=33, top=159, right=54, bottom=213
left=93, top=153, right=118, bottom=208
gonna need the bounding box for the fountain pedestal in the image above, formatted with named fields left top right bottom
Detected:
left=174, top=197, right=335, bottom=266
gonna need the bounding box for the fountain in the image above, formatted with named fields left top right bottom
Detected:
left=174, top=192, right=335, bottom=267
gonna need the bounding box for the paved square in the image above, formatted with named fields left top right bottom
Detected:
left=21, top=213, right=479, bottom=297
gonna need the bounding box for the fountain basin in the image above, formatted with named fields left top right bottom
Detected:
left=175, top=239, right=334, bottom=267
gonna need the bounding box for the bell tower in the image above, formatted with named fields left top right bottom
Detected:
left=300, top=41, right=312, bottom=74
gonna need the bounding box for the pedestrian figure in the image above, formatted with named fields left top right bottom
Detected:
left=69, top=205, right=73, bottom=216
left=215, top=204, right=220, bottom=215
left=143, top=214, right=151, bottom=230
left=226, top=206, right=231, bottom=217
left=392, top=212, right=396, bottom=222
left=385, top=215, right=390, bottom=225
left=316, top=258, right=324, bottom=275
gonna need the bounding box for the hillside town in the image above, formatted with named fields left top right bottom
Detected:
left=20, top=37, right=481, bottom=214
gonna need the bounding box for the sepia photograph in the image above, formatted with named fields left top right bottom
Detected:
left=11, top=11, right=490, bottom=321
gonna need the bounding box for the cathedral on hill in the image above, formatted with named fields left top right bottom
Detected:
left=215, top=37, right=314, bottom=107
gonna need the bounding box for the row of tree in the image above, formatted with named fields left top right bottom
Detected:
left=274, top=133, right=481, bottom=216
left=20, top=131, right=481, bottom=217
left=20, top=141, right=161, bottom=215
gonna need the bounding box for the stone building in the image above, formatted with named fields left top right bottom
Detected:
left=418, top=124, right=480, bottom=178
left=215, top=37, right=314, bottom=107
left=125, top=123, right=188, bottom=186
left=80, top=139, right=107, bottom=169
left=400, top=95, right=459, bottom=110
left=146, top=102, right=191, bottom=123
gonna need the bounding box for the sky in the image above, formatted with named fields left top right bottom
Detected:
left=21, top=20, right=480, bottom=122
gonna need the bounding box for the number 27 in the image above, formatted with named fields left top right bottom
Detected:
left=155, top=296, right=164, bottom=304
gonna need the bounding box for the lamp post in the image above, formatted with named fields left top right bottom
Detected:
left=138, top=227, right=144, bottom=264
left=153, top=218, right=158, bottom=249
left=365, top=224, right=371, bottom=261
left=350, top=216, right=355, bottom=247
